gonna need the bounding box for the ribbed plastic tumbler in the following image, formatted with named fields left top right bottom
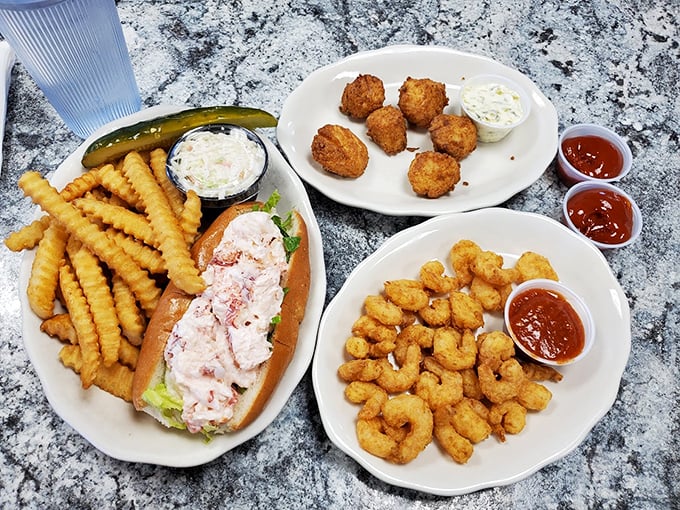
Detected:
left=0, top=0, right=141, bottom=138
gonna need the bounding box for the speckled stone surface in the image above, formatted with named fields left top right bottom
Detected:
left=1, top=1, right=678, bottom=508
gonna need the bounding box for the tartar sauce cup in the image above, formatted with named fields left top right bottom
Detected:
left=166, top=123, right=269, bottom=209
left=459, top=73, right=531, bottom=143
left=504, top=279, right=595, bottom=366
left=562, top=181, right=643, bottom=250
left=557, top=123, right=633, bottom=186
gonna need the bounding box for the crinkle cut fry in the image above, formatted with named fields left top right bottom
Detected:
left=122, top=151, right=204, bottom=295
left=66, top=236, right=123, bottom=367
left=179, top=189, right=203, bottom=245
left=59, top=344, right=133, bottom=402
left=4, top=215, right=51, bottom=252
left=149, top=148, right=184, bottom=218
left=74, top=196, right=158, bottom=247
left=105, top=228, right=165, bottom=274
left=40, top=313, right=78, bottom=344
left=58, top=259, right=100, bottom=388
left=26, top=220, right=68, bottom=319
left=95, top=163, right=143, bottom=210
left=111, top=273, right=146, bottom=346
left=18, top=171, right=161, bottom=316
left=4, top=168, right=101, bottom=252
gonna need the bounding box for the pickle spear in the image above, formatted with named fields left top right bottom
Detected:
left=81, top=106, right=278, bottom=168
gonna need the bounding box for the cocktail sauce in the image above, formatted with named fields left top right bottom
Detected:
left=508, top=288, right=585, bottom=363
left=567, top=187, right=635, bottom=244
left=562, top=135, right=623, bottom=179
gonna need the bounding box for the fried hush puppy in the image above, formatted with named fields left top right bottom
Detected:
left=398, top=77, right=449, bottom=129
left=365, top=105, right=408, bottom=155
left=311, top=124, right=369, bottom=178
left=407, top=151, right=461, bottom=198
left=339, top=74, right=385, bottom=119
left=428, top=113, right=478, bottom=160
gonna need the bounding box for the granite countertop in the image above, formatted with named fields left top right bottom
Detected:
left=1, top=1, right=678, bottom=508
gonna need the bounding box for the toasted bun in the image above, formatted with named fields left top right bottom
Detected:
left=131, top=201, right=311, bottom=432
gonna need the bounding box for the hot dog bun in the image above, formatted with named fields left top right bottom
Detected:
left=132, top=201, right=310, bottom=432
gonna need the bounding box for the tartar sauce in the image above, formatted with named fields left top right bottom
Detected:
left=169, top=129, right=266, bottom=199
left=461, top=82, right=524, bottom=126
left=163, top=211, right=288, bottom=433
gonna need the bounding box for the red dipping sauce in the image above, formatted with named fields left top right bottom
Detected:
left=508, top=288, right=585, bottom=363
left=567, top=187, right=635, bottom=244
left=562, top=135, right=623, bottom=179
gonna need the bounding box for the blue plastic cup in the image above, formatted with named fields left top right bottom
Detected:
left=0, top=0, right=141, bottom=138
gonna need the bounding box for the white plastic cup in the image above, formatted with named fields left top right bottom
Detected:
left=459, top=73, right=531, bottom=143
left=562, top=181, right=643, bottom=250
left=0, top=0, right=141, bottom=139
left=504, top=279, right=595, bottom=366
left=557, top=123, right=632, bottom=186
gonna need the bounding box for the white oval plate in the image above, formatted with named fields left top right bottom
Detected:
left=19, top=105, right=327, bottom=467
left=277, top=45, right=559, bottom=216
left=312, top=208, right=630, bottom=496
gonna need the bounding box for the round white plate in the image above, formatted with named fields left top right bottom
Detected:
left=277, top=45, right=559, bottom=216
left=312, top=208, right=630, bottom=496
left=19, top=104, right=327, bottom=467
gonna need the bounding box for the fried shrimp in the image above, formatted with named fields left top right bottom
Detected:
left=351, top=314, right=398, bottom=343
left=376, top=343, right=421, bottom=393
left=398, top=77, right=449, bottom=129
left=311, top=124, right=369, bottom=178
left=356, top=417, right=398, bottom=459
left=419, top=259, right=458, bottom=294
left=364, top=295, right=403, bottom=326
left=515, top=251, right=559, bottom=282
left=469, top=276, right=503, bottom=312
left=449, top=239, right=482, bottom=288
left=433, top=406, right=474, bottom=464
left=383, top=279, right=430, bottom=311
left=517, top=380, right=553, bottom=411
left=450, top=399, right=492, bottom=444
left=393, top=323, right=434, bottom=366
left=366, top=105, right=408, bottom=155
left=339, top=74, right=385, bottom=119
left=432, top=327, right=477, bottom=371
left=477, top=331, right=516, bottom=371
left=418, top=297, right=451, bottom=327
left=478, top=358, right=525, bottom=404
left=489, top=400, right=527, bottom=442
left=408, top=151, right=461, bottom=198
left=415, top=357, right=463, bottom=410
left=338, top=359, right=383, bottom=382
left=449, top=290, right=484, bottom=330
left=345, top=381, right=389, bottom=419
left=471, top=250, right=519, bottom=287
left=382, top=394, right=434, bottom=464
left=428, top=113, right=477, bottom=160
left=520, top=360, right=564, bottom=382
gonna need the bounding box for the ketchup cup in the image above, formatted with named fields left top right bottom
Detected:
left=562, top=181, right=643, bottom=250
left=557, top=124, right=632, bottom=186
left=504, top=279, right=595, bottom=366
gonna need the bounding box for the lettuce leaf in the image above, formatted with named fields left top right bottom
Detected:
left=142, top=383, right=186, bottom=430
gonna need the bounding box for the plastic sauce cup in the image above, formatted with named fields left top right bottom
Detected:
left=557, top=124, right=632, bottom=186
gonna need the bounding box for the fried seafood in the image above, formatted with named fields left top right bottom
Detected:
left=407, top=151, right=461, bottom=199
left=515, top=251, right=559, bottom=282
left=311, top=124, right=369, bottom=178
left=434, top=406, right=474, bottom=464
left=365, top=105, right=408, bottom=155
left=428, top=113, right=477, bottom=160
left=381, top=394, right=434, bottom=464
left=397, top=77, right=449, bottom=128
left=489, top=400, right=527, bottom=442
left=339, top=74, right=385, bottom=119
left=339, top=238, right=564, bottom=465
